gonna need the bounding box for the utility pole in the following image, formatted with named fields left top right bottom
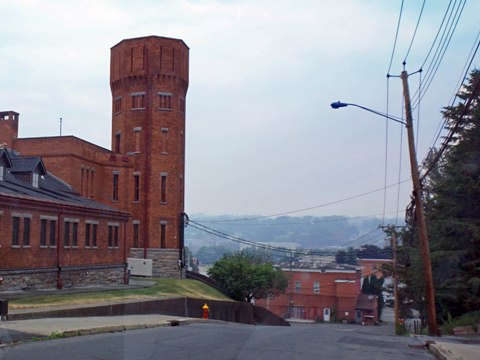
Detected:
left=390, top=226, right=400, bottom=333
left=401, top=70, right=438, bottom=336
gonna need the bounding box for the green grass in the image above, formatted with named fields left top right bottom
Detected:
left=10, top=278, right=232, bottom=309
left=441, top=311, right=480, bottom=335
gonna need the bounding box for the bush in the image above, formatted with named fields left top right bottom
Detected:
left=441, top=311, right=480, bottom=335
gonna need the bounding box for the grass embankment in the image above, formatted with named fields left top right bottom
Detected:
left=10, top=278, right=232, bottom=310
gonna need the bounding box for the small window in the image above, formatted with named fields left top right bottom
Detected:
left=131, top=93, right=146, bottom=109
left=133, top=174, right=140, bottom=202
left=314, top=281, right=320, bottom=294
left=108, top=224, right=119, bottom=248
left=158, top=92, right=172, bottom=111
left=32, top=172, right=39, bottom=188
left=40, top=219, right=47, bottom=246
left=72, top=222, right=78, bottom=247
left=114, top=96, right=122, bottom=113
left=23, top=218, right=30, bottom=246
left=295, top=280, right=301, bottom=293
left=12, top=216, right=20, bottom=246
left=115, top=133, right=121, bottom=153
left=49, top=220, right=57, bottom=246
left=64, top=222, right=71, bottom=247
left=0, top=165, right=4, bottom=181
left=92, top=224, right=98, bottom=247
left=160, top=173, right=167, bottom=203
left=85, top=223, right=91, bottom=247
left=160, top=222, right=166, bottom=248
left=113, top=173, right=119, bottom=201
left=133, top=222, right=139, bottom=248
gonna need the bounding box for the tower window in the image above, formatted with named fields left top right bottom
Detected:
left=0, top=165, right=4, bottom=181
left=161, top=128, right=168, bottom=154
left=115, top=133, right=121, bottom=153
left=134, top=127, right=142, bottom=153
left=160, top=173, right=167, bottom=203
left=133, top=173, right=140, bottom=202
left=160, top=221, right=167, bottom=248
left=131, top=92, right=146, bottom=110
left=158, top=92, right=172, bottom=111
left=113, top=173, right=119, bottom=201
left=114, top=96, right=122, bottom=113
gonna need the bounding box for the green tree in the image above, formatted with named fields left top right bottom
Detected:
left=361, top=275, right=385, bottom=320
left=207, top=251, right=288, bottom=303
left=399, top=70, right=480, bottom=322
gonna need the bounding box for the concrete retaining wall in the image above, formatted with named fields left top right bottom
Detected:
left=8, top=297, right=290, bottom=326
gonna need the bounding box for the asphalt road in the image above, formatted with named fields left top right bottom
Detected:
left=0, top=322, right=434, bottom=360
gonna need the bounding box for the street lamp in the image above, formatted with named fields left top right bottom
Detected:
left=331, top=72, right=438, bottom=336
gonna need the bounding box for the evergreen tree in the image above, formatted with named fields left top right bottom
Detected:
left=399, top=70, right=480, bottom=321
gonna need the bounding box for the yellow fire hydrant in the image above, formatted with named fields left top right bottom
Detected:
left=202, top=303, right=209, bottom=319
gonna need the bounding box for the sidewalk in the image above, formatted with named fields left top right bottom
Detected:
left=0, top=314, right=202, bottom=346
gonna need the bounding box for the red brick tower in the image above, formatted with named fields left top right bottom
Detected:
left=110, top=36, right=189, bottom=254
left=0, top=111, right=19, bottom=148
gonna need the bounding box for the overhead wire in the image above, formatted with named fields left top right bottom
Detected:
left=193, top=178, right=411, bottom=223
left=387, top=0, right=405, bottom=75
left=403, top=0, right=426, bottom=64
left=188, top=219, right=392, bottom=259
left=411, top=0, right=467, bottom=110
left=426, top=29, right=480, bottom=154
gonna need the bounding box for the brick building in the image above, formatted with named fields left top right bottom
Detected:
left=0, top=147, right=130, bottom=290
left=256, top=264, right=378, bottom=324
left=0, top=35, right=189, bottom=284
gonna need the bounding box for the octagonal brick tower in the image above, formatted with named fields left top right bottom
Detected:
left=110, top=36, right=188, bottom=256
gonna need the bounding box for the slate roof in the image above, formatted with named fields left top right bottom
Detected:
left=0, top=148, right=119, bottom=212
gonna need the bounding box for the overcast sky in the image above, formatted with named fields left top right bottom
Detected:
left=1, top=0, right=479, bottom=221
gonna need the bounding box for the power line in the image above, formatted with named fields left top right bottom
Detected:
left=193, top=179, right=411, bottom=223
left=411, top=0, right=466, bottom=109
left=188, top=220, right=391, bottom=257
left=403, top=0, right=426, bottom=64
left=387, top=0, right=405, bottom=75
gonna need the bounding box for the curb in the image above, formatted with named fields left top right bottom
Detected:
left=428, top=342, right=455, bottom=360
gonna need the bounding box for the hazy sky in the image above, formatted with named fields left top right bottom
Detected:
left=1, top=0, right=479, bottom=220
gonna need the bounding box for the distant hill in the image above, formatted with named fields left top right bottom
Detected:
left=185, top=214, right=396, bottom=263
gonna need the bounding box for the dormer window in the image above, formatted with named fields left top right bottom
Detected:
left=0, top=165, right=4, bottom=181
left=32, top=172, right=39, bottom=188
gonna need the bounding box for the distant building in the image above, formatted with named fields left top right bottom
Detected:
left=256, top=262, right=378, bottom=324
left=0, top=36, right=190, bottom=289
left=357, top=258, right=393, bottom=279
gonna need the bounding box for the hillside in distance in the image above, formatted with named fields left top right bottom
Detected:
left=185, top=214, right=396, bottom=253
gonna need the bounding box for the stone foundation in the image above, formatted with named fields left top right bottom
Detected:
left=129, top=248, right=184, bottom=278
left=0, top=264, right=125, bottom=292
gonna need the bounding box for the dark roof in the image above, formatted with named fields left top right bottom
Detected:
left=0, top=148, right=13, bottom=167
left=355, top=294, right=377, bottom=311
left=0, top=148, right=119, bottom=212
left=10, top=156, right=46, bottom=175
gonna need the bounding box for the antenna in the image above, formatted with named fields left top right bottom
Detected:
left=60, top=117, right=62, bottom=136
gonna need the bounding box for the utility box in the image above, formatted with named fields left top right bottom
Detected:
left=127, top=258, right=153, bottom=277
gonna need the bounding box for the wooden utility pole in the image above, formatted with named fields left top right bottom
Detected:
left=401, top=70, right=438, bottom=336
left=390, top=227, right=400, bottom=333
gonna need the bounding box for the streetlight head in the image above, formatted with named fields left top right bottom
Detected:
left=330, top=101, right=348, bottom=109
